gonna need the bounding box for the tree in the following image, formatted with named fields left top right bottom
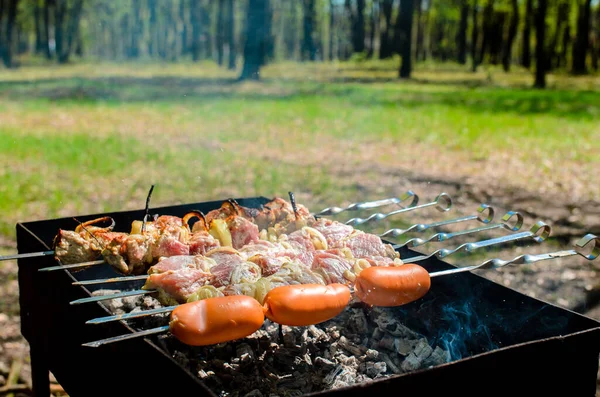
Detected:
left=522, top=0, right=533, bottom=68
left=1, top=0, right=20, bottom=68
left=379, top=0, right=393, bottom=58
left=457, top=0, right=469, bottom=65
left=346, top=0, right=366, bottom=54
left=225, top=0, right=235, bottom=69
left=301, top=0, right=316, bottom=61
left=217, top=0, right=225, bottom=66
left=501, top=0, right=518, bottom=72
left=239, top=0, right=271, bottom=80
left=572, top=0, right=592, bottom=74
left=398, top=0, right=414, bottom=78
left=471, top=0, right=479, bottom=72
left=534, top=0, right=548, bottom=88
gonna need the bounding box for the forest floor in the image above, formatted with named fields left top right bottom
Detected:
left=0, top=60, right=599, bottom=395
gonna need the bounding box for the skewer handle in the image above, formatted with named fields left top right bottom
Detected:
left=0, top=250, right=55, bottom=261
left=430, top=234, right=599, bottom=278
left=82, top=325, right=170, bottom=348
left=315, top=191, right=419, bottom=216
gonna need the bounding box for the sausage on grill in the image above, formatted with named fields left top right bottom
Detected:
left=354, top=264, right=431, bottom=307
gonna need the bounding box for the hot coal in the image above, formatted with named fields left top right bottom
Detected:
left=92, top=290, right=451, bottom=397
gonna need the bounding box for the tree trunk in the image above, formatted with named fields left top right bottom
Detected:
left=457, top=0, right=468, bottom=65
left=548, top=2, right=568, bottom=70
left=572, top=0, right=592, bottom=74
left=592, top=6, right=600, bottom=70
left=415, top=0, right=424, bottom=61
left=54, top=0, right=66, bottom=63
left=478, top=0, right=494, bottom=65
left=398, top=0, right=414, bottom=78
left=301, top=0, right=316, bottom=61
left=329, top=0, right=335, bottom=60
left=534, top=0, right=547, bottom=88
left=379, top=0, right=393, bottom=58
left=522, top=0, right=533, bottom=68
left=501, top=0, right=518, bottom=71
left=348, top=0, right=365, bottom=54
left=190, top=0, right=201, bottom=61
left=2, top=0, right=20, bottom=68
left=34, top=1, right=44, bottom=54
left=58, top=0, right=83, bottom=63
left=471, top=0, right=479, bottom=72
left=240, top=0, right=270, bottom=80
left=367, top=1, right=377, bottom=58
left=43, top=0, right=52, bottom=58
left=216, top=0, right=225, bottom=65
left=130, top=0, right=143, bottom=58
left=226, top=0, right=235, bottom=69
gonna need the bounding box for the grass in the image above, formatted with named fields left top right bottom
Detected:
left=0, top=59, right=599, bottom=242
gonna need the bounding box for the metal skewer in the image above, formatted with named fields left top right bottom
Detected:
left=81, top=233, right=598, bottom=348
left=315, top=191, right=419, bottom=216
left=69, top=289, right=156, bottom=305
left=430, top=233, right=599, bottom=277
left=344, top=193, right=452, bottom=226
left=402, top=221, right=551, bottom=264
left=400, top=210, right=524, bottom=248
left=379, top=204, right=494, bottom=239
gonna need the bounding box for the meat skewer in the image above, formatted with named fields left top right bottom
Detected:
left=82, top=233, right=599, bottom=347
left=400, top=210, right=524, bottom=248
left=68, top=219, right=547, bottom=290
left=378, top=203, right=495, bottom=239
left=2, top=193, right=423, bottom=262
left=39, top=194, right=421, bottom=275
left=344, top=192, right=452, bottom=226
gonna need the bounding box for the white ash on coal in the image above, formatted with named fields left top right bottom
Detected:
left=92, top=290, right=452, bottom=397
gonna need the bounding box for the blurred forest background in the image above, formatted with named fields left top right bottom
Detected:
left=1, top=0, right=600, bottom=394
left=0, top=0, right=599, bottom=85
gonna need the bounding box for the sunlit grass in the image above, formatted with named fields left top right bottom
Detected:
left=0, top=60, right=598, bottom=242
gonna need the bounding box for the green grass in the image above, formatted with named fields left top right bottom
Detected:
left=0, top=60, right=598, bottom=242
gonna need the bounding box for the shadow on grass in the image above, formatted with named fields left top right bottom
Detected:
left=0, top=75, right=599, bottom=120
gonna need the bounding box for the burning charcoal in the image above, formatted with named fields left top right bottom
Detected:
left=283, top=330, right=297, bottom=348
left=377, top=333, right=396, bottom=351
left=413, top=339, right=434, bottom=362
left=373, top=309, right=420, bottom=338
left=314, top=357, right=336, bottom=370
left=365, top=349, right=379, bottom=361
left=339, top=354, right=358, bottom=369
left=121, top=294, right=143, bottom=311
left=371, top=327, right=384, bottom=341
left=348, top=308, right=370, bottom=335
left=359, top=361, right=387, bottom=378
left=307, top=325, right=329, bottom=342
left=236, top=343, right=255, bottom=366
left=142, top=295, right=162, bottom=309
left=400, top=352, right=421, bottom=372
left=330, top=366, right=358, bottom=389
left=394, top=338, right=418, bottom=356
left=379, top=353, right=402, bottom=374
left=422, top=346, right=452, bottom=368
left=400, top=339, right=434, bottom=372
left=243, top=390, right=264, bottom=397
left=338, top=336, right=365, bottom=356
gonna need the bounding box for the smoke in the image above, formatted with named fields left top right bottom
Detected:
left=434, top=300, right=499, bottom=360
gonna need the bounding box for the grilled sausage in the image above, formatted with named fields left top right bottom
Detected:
left=354, top=264, right=431, bottom=307
left=263, top=283, right=351, bottom=326
left=169, top=295, right=265, bottom=346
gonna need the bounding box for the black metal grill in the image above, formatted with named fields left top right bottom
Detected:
left=16, top=197, right=600, bottom=397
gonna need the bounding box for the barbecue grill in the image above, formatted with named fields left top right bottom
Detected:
left=15, top=195, right=600, bottom=397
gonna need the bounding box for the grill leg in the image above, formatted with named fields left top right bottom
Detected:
left=30, top=341, right=50, bottom=397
